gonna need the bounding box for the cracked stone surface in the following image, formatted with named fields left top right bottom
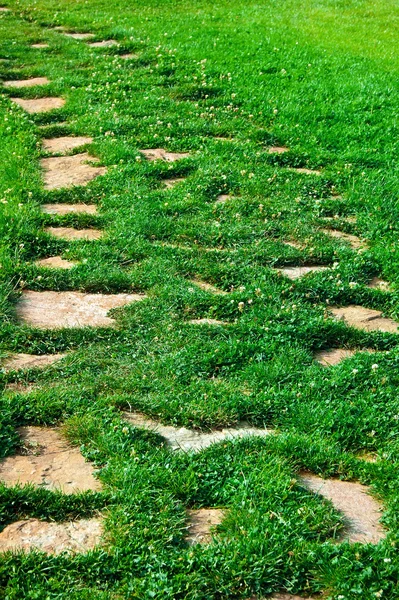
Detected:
left=42, top=136, right=93, bottom=154
left=276, top=266, right=328, bottom=280
left=368, top=277, right=390, bottom=291
left=300, top=473, right=385, bottom=543
left=186, top=509, right=224, bottom=545
left=322, top=229, right=367, bottom=250
left=42, top=203, right=97, bottom=215
left=268, top=146, right=289, bottom=154
left=331, top=305, right=399, bottom=334
left=163, top=178, right=185, bottom=189
left=123, top=412, right=270, bottom=452
left=4, top=77, right=50, bottom=88
left=1, top=353, right=66, bottom=372
left=0, top=427, right=102, bottom=493
left=0, top=518, right=103, bottom=554
left=17, top=290, right=145, bottom=329
left=89, top=39, right=118, bottom=47
left=41, top=153, right=106, bottom=189
left=314, top=348, right=358, bottom=366
left=35, top=256, right=77, bottom=269
left=64, top=32, right=94, bottom=40
left=10, top=97, right=65, bottom=113
left=45, top=227, right=103, bottom=240
left=140, top=148, right=190, bottom=162
left=31, top=43, right=49, bottom=48
left=190, top=280, right=226, bottom=295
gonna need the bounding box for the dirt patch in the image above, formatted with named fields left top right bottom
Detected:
left=268, top=146, right=289, bottom=154
left=89, top=40, right=118, bottom=48
left=322, top=229, right=367, bottom=250
left=0, top=518, right=103, bottom=554
left=123, top=412, right=270, bottom=452
left=186, top=508, right=224, bottom=545
left=31, top=43, right=49, bottom=49
left=276, top=266, right=328, bottom=280
left=64, top=32, right=94, bottom=40
left=0, top=426, right=102, bottom=493
left=368, top=277, right=390, bottom=291
left=163, top=178, right=185, bottom=189
left=331, top=305, right=399, bottom=334
left=300, top=473, right=385, bottom=543
left=11, top=97, right=65, bottom=113
left=190, top=280, right=226, bottom=295
left=1, top=353, right=66, bottom=372
left=42, top=203, right=97, bottom=215
left=4, top=77, right=50, bottom=88
left=41, top=153, right=106, bottom=189
left=35, top=256, right=77, bottom=269
left=17, top=290, right=145, bottom=329
left=140, top=148, right=190, bottom=162
left=314, top=348, right=357, bottom=366
left=45, top=227, right=103, bottom=240
left=42, top=136, right=93, bottom=154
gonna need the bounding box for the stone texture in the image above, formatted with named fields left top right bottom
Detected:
left=368, top=277, right=390, bottom=291
left=189, top=318, right=228, bottom=326
left=35, top=256, right=77, bottom=269
left=41, top=153, right=106, bottom=190
left=123, top=412, right=270, bottom=452
left=163, top=178, right=185, bottom=189
left=42, top=136, right=93, bottom=154
left=1, top=353, right=65, bottom=372
left=10, top=97, right=65, bottom=113
left=31, top=43, right=49, bottom=49
left=64, top=32, right=94, bottom=40
left=268, top=146, right=289, bottom=154
left=322, top=229, right=366, bottom=250
left=42, top=203, right=97, bottom=215
left=140, top=148, right=190, bottom=162
left=4, top=77, right=50, bottom=88
left=300, top=473, right=385, bottom=543
left=314, top=348, right=357, bottom=366
left=190, top=280, right=226, bottom=295
left=186, top=509, right=224, bottom=545
left=290, top=167, right=321, bottom=175
left=89, top=40, right=118, bottom=48
left=17, top=290, right=145, bottom=329
left=276, top=266, right=328, bottom=280
left=0, top=426, right=102, bottom=493
left=0, top=518, right=103, bottom=554
left=331, top=305, right=399, bottom=334
left=45, top=227, right=103, bottom=240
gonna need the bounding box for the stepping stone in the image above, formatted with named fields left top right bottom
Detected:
left=216, top=194, right=233, bottom=204
left=0, top=518, right=103, bottom=555
left=314, top=348, right=357, bottom=366
left=123, top=412, right=270, bottom=452
left=0, top=7, right=9, bottom=11
left=42, top=203, right=97, bottom=215
left=31, top=43, right=49, bottom=49
left=40, top=153, right=106, bottom=190
left=42, top=136, right=93, bottom=154
left=300, top=473, right=385, bottom=543
left=4, top=383, right=35, bottom=394
left=64, top=32, right=95, bottom=40
left=268, top=146, right=289, bottom=154
left=322, top=229, right=366, bottom=250
left=45, top=227, right=103, bottom=240
left=189, top=318, right=228, bottom=326
left=163, top=177, right=185, bottom=189
left=290, top=167, right=321, bottom=175
left=35, top=256, right=77, bottom=269
left=0, top=426, right=102, bottom=493
left=4, top=77, right=50, bottom=88
left=17, top=290, right=145, bottom=329
left=120, top=53, right=139, bottom=59
left=1, top=353, right=65, bottom=372
left=276, top=266, right=328, bottom=280
left=140, top=148, right=190, bottom=162
left=368, top=277, right=390, bottom=292
left=10, top=97, right=65, bottom=113
left=89, top=40, right=118, bottom=48
left=190, top=279, right=226, bottom=295
left=186, top=508, right=224, bottom=545
left=331, top=305, right=399, bottom=334
left=283, top=240, right=302, bottom=250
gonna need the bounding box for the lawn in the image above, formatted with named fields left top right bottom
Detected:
left=1, top=0, right=399, bottom=598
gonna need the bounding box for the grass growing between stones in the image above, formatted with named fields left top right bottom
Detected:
left=1, top=0, right=399, bottom=597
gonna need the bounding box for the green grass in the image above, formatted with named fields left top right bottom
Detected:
left=1, top=0, right=399, bottom=597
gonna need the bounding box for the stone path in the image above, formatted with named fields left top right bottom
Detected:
left=89, top=40, right=118, bottom=48
left=42, top=203, right=97, bottom=215
left=163, top=177, right=185, bottom=189
left=322, top=228, right=367, bottom=250
left=190, top=279, right=226, bottom=294
left=41, top=153, right=106, bottom=189
left=186, top=508, right=224, bottom=544
left=268, top=146, right=289, bottom=154
left=314, top=348, right=368, bottom=366
left=140, top=148, right=190, bottom=162
left=35, top=256, right=77, bottom=269
left=276, top=266, right=328, bottom=280
left=1, top=353, right=66, bottom=372
left=188, top=318, right=228, bottom=326
left=10, top=97, right=65, bottom=113
left=42, top=136, right=93, bottom=153
left=4, top=76, right=50, bottom=88
left=45, top=226, right=103, bottom=240
left=331, top=305, right=399, bottom=333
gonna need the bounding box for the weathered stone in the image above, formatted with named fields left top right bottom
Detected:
left=163, top=178, right=185, bottom=189
left=42, top=136, right=93, bottom=154
left=0, top=426, right=102, bottom=493
left=42, top=203, right=97, bottom=215
left=276, top=266, right=328, bottom=280
left=314, top=348, right=357, bottom=366
left=31, top=43, right=49, bottom=49
left=64, top=32, right=94, bottom=40
left=40, top=153, right=106, bottom=190
left=89, top=40, right=118, bottom=48
left=322, top=229, right=367, bottom=250
left=123, top=412, right=270, bottom=452
left=17, top=290, right=145, bottom=329
left=1, top=353, right=65, bottom=372
left=331, top=305, right=399, bottom=334
left=0, top=518, right=103, bottom=554
left=4, top=77, right=50, bottom=88
left=300, top=473, right=385, bottom=543
left=268, top=146, right=289, bottom=154
left=140, top=148, right=190, bottom=162
left=368, top=277, right=390, bottom=292
left=188, top=318, right=228, bottom=326
left=190, top=280, right=226, bottom=295
left=10, top=97, right=65, bottom=113
left=35, top=256, right=77, bottom=269
left=45, top=227, right=103, bottom=240
left=186, top=509, right=224, bottom=545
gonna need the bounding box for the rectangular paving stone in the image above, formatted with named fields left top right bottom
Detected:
left=41, top=153, right=106, bottom=189
left=42, top=203, right=97, bottom=215
left=11, top=97, right=65, bottom=113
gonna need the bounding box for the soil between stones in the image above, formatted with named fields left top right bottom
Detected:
left=10, top=97, right=65, bottom=113
left=186, top=508, right=224, bottom=545
left=40, top=153, right=107, bottom=189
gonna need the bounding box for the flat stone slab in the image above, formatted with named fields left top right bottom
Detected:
left=10, top=97, right=65, bottom=113
left=64, top=32, right=94, bottom=40
left=268, top=146, right=289, bottom=154
left=17, top=290, right=145, bottom=329
left=42, top=136, right=93, bottom=154
left=45, top=227, right=103, bottom=240
left=331, top=305, right=399, bottom=334
left=89, top=40, right=118, bottom=48
left=163, top=178, right=185, bottom=189
left=276, top=266, right=328, bottom=280
left=35, top=256, right=77, bottom=269
left=188, top=318, right=228, bottom=326
left=290, top=167, right=321, bottom=175
left=0, top=427, right=102, bottom=493
left=120, top=53, right=139, bottom=59
left=31, top=43, right=49, bottom=49
left=322, top=229, right=366, bottom=250
left=123, top=412, right=270, bottom=452
left=186, top=509, right=224, bottom=545
left=300, top=473, right=385, bottom=544
left=0, top=518, right=103, bottom=555
left=0, top=7, right=10, bottom=10
left=368, top=277, right=390, bottom=291
left=41, top=153, right=106, bottom=189
left=314, top=348, right=357, bottom=366
left=1, top=353, right=65, bottom=372
left=4, top=77, right=50, bottom=88
left=140, top=148, right=190, bottom=162
left=190, top=280, right=226, bottom=295
left=42, top=203, right=97, bottom=215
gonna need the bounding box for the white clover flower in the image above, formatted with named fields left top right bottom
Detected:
left=371, top=364, right=379, bottom=370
